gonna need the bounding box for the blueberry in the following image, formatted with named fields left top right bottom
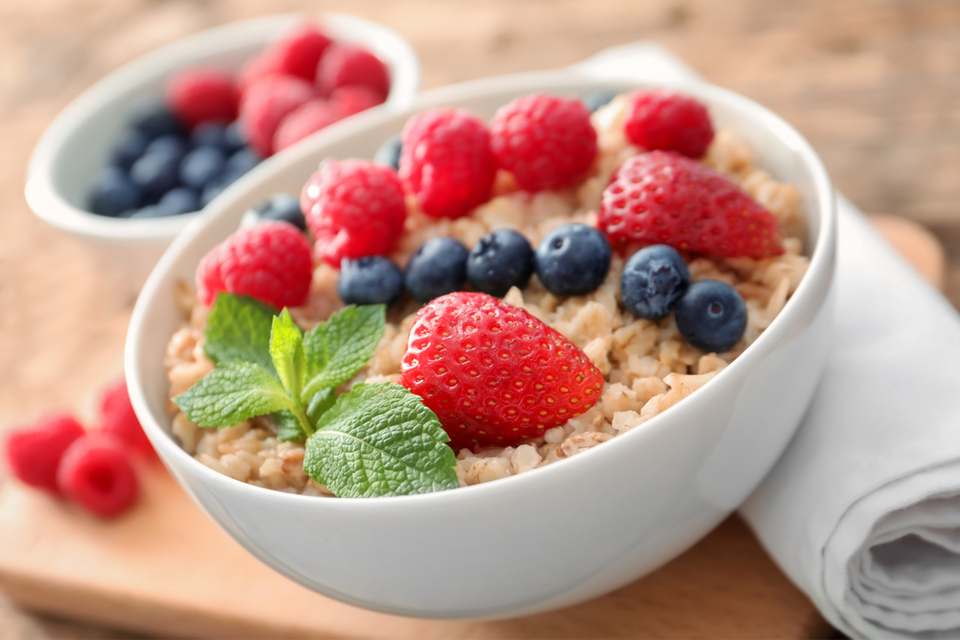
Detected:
left=404, top=237, right=469, bottom=303
left=88, top=167, right=142, bottom=216
left=200, top=178, right=229, bottom=207
left=535, top=224, right=611, bottom=296
left=128, top=203, right=179, bottom=219
left=621, top=245, right=691, bottom=320
left=252, top=193, right=306, bottom=230
left=373, top=134, right=402, bottom=170
left=145, top=135, right=189, bottom=164
left=129, top=100, right=184, bottom=139
left=180, top=146, right=226, bottom=189
left=223, top=121, right=247, bottom=154
left=111, top=129, right=149, bottom=171
left=130, top=151, right=181, bottom=203
left=339, top=256, right=405, bottom=306
left=582, top=89, right=619, bottom=113
left=675, top=280, right=747, bottom=353
left=159, top=187, right=200, bottom=215
left=190, top=122, right=230, bottom=150
left=225, top=148, right=260, bottom=177
left=466, top=229, right=534, bottom=297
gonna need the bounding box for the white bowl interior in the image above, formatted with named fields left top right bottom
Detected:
left=126, top=71, right=836, bottom=619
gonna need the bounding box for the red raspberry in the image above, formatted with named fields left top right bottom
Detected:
left=399, top=109, right=496, bottom=219
left=272, top=99, right=344, bottom=153
left=239, top=75, right=315, bottom=157
left=330, top=85, right=384, bottom=116
left=99, top=378, right=153, bottom=457
left=167, top=67, right=239, bottom=129
left=270, top=23, right=332, bottom=81
left=196, top=221, right=313, bottom=309
left=489, top=93, right=598, bottom=192
left=624, top=89, right=714, bottom=159
left=301, top=160, right=406, bottom=268
left=57, top=435, right=139, bottom=519
left=400, top=292, right=605, bottom=451
left=238, top=52, right=282, bottom=95
left=4, top=415, right=85, bottom=496
left=598, top=151, right=784, bottom=258
left=316, top=44, right=390, bottom=100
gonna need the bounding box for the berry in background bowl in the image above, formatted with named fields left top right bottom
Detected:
left=126, top=72, right=836, bottom=619
left=26, top=13, right=419, bottom=290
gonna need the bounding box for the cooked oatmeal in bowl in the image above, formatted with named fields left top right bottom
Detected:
left=126, top=72, right=835, bottom=618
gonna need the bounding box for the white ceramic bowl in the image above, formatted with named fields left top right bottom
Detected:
left=26, top=12, right=420, bottom=289
left=126, top=71, right=837, bottom=620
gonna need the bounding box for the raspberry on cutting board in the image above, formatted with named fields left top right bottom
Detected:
left=400, top=292, right=605, bottom=451
left=598, top=150, right=784, bottom=259
left=196, top=220, right=314, bottom=309
left=4, top=415, right=85, bottom=495
left=489, top=93, right=597, bottom=192
left=301, top=159, right=407, bottom=267
left=57, top=434, right=139, bottom=520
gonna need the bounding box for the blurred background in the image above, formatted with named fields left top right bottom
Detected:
left=1, top=0, right=958, bottom=637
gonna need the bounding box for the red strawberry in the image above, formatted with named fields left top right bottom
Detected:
left=598, top=151, right=784, bottom=258
left=400, top=292, right=604, bottom=451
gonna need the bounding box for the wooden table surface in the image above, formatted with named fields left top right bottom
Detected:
left=2, top=0, right=960, bottom=637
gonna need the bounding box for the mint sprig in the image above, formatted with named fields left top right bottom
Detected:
left=173, top=294, right=457, bottom=498
left=304, top=383, right=459, bottom=498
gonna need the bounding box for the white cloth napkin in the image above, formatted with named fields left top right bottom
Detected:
left=576, top=44, right=960, bottom=639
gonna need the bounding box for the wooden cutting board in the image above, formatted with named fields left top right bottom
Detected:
left=0, top=217, right=942, bottom=639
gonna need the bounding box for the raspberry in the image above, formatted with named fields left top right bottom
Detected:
left=4, top=415, right=85, bottom=496
left=239, top=75, right=315, bottom=157
left=598, top=151, right=784, bottom=258
left=400, top=292, right=604, bottom=451
left=272, top=99, right=344, bottom=153
left=57, top=435, right=139, bottom=519
left=624, top=89, right=714, bottom=159
left=301, top=160, right=406, bottom=267
left=399, top=109, right=496, bottom=219
left=489, top=93, right=597, bottom=191
left=316, top=43, right=390, bottom=100
left=167, top=67, right=239, bottom=130
left=99, top=378, right=153, bottom=457
left=270, top=24, right=332, bottom=81
left=238, top=52, right=281, bottom=95
left=330, top=85, right=384, bottom=116
left=196, top=221, right=313, bottom=308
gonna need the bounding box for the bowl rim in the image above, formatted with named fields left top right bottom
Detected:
left=126, top=68, right=837, bottom=510
left=24, top=11, right=421, bottom=244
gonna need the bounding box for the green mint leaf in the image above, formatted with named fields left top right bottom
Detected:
left=174, top=361, right=293, bottom=428
left=274, top=388, right=336, bottom=443
left=303, top=382, right=459, bottom=498
left=270, top=309, right=305, bottom=399
left=203, top=293, right=277, bottom=375
left=302, top=305, right=386, bottom=397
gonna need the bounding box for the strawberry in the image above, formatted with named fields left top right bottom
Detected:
left=598, top=151, right=784, bottom=258
left=400, top=292, right=604, bottom=451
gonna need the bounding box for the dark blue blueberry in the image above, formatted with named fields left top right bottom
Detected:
left=130, top=151, right=181, bottom=203
left=466, top=228, right=534, bottom=297
left=225, top=148, right=260, bottom=178
left=223, top=121, right=247, bottom=154
left=179, top=146, right=226, bottom=190
left=338, top=256, right=405, bottom=306
left=200, top=176, right=232, bottom=207
left=404, top=237, right=469, bottom=303
left=146, top=135, right=189, bottom=164
left=621, top=244, right=691, bottom=320
left=534, top=223, right=611, bottom=296
left=582, top=89, right=619, bottom=113
left=252, top=193, right=306, bottom=231
left=88, top=167, right=142, bottom=216
left=190, top=122, right=230, bottom=150
left=129, top=100, right=184, bottom=139
left=674, top=279, right=747, bottom=353
left=158, top=187, right=200, bottom=215
left=111, top=129, right=149, bottom=171
left=373, top=134, right=402, bottom=170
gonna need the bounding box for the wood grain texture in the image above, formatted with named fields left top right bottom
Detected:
left=1, top=0, right=959, bottom=637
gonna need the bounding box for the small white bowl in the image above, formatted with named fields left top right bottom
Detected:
left=126, top=71, right=837, bottom=619
left=26, top=12, right=420, bottom=289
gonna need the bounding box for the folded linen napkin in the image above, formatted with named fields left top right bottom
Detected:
left=577, top=44, right=960, bottom=639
